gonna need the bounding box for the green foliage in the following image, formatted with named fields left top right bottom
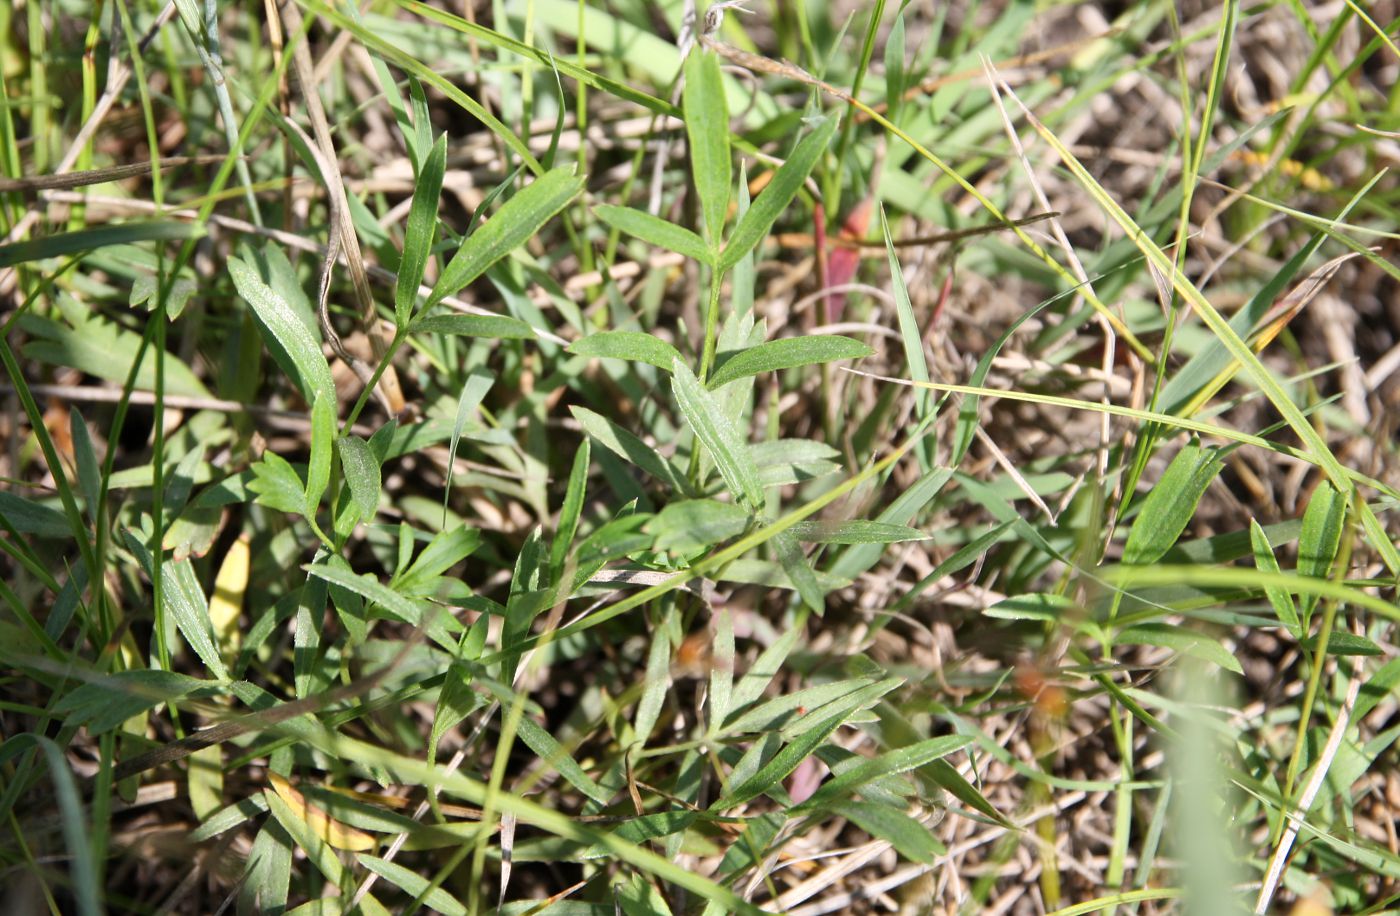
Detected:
left=4, top=2, right=1399, bottom=913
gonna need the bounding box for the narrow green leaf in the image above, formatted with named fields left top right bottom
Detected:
left=684, top=51, right=731, bottom=247
left=568, top=331, right=683, bottom=372
left=881, top=206, right=931, bottom=418
left=408, top=78, right=432, bottom=172
left=580, top=812, right=700, bottom=860
left=618, top=871, right=675, bottom=916
left=1250, top=520, right=1299, bottom=638
left=797, top=735, right=971, bottom=812
left=1301, top=631, right=1383, bottom=656
left=788, top=520, right=926, bottom=544
left=570, top=405, right=691, bottom=495
left=772, top=528, right=825, bottom=613
left=304, top=563, right=427, bottom=627
left=395, top=133, right=447, bottom=325
left=719, top=115, right=839, bottom=271
left=0, top=220, right=200, bottom=268
left=708, top=335, right=871, bottom=389
left=395, top=525, right=483, bottom=596
left=336, top=435, right=381, bottom=523
left=426, top=167, right=583, bottom=308
left=5, top=736, right=102, bottom=916
left=894, top=521, right=1016, bottom=612
left=229, top=255, right=335, bottom=405
left=411, top=313, right=534, bottom=339
left=649, top=499, right=750, bottom=554
left=923, top=758, right=1005, bottom=823
left=500, top=528, right=548, bottom=682
left=294, top=563, right=331, bottom=699
left=777, top=677, right=904, bottom=742
left=514, top=716, right=612, bottom=805
left=550, top=439, right=590, bottom=577
left=672, top=360, right=764, bottom=510
left=20, top=313, right=210, bottom=399
left=831, top=800, right=941, bottom=863
left=53, top=670, right=211, bottom=734
left=1298, top=480, right=1347, bottom=621
left=1117, top=623, right=1243, bottom=674
left=717, top=706, right=848, bottom=808
left=0, top=491, right=69, bottom=537
left=162, top=558, right=230, bottom=680
left=633, top=616, right=674, bottom=744
left=189, top=794, right=270, bottom=843
left=595, top=204, right=711, bottom=264
left=710, top=607, right=735, bottom=731
left=831, top=469, right=953, bottom=580
left=1356, top=658, right=1400, bottom=723
left=430, top=667, right=483, bottom=766
left=359, top=854, right=467, bottom=915
left=985, top=592, right=1075, bottom=622
left=240, top=817, right=293, bottom=915
left=305, top=392, right=334, bottom=514
left=69, top=409, right=101, bottom=515
left=884, top=14, right=907, bottom=121
left=729, top=622, right=803, bottom=713
left=1121, top=441, right=1223, bottom=567
left=724, top=677, right=880, bottom=736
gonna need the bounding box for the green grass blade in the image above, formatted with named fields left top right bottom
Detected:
left=549, top=439, right=590, bottom=578
left=1007, top=95, right=1353, bottom=494
left=0, top=220, right=200, bottom=268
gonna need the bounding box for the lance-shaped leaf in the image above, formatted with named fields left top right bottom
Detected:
left=719, top=115, right=838, bottom=271
left=394, top=133, right=447, bottom=325
left=411, top=313, right=534, bottom=339
left=305, top=392, right=334, bottom=515
left=568, top=331, right=683, bottom=372
left=672, top=360, right=764, bottom=511
left=684, top=51, right=730, bottom=248
left=1122, top=440, right=1223, bottom=567
left=337, top=435, right=381, bottom=523
left=426, top=167, right=583, bottom=309
left=229, top=256, right=335, bottom=406
left=162, top=558, right=230, bottom=681
left=708, top=334, right=871, bottom=388
left=570, top=406, right=691, bottom=495
left=594, top=204, right=711, bottom=265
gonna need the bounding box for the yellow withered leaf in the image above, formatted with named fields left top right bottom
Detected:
left=268, top=772, right=377, bottom=852
left=209, top=534, right=250, bottom=654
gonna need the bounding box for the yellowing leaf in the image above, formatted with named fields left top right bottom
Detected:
left=268, top=772, right=377, bottom=852
left=209, top=534, right=250, bottom=655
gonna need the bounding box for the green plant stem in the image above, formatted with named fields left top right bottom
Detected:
left=1277, top=509, right=1357, bottom=829
left=343, top=328, right=408, bottom=434
left=697, top=264, right=723, bottom=381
